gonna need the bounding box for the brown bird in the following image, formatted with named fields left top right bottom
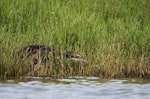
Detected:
left=13, top=45, right=87, bottom=66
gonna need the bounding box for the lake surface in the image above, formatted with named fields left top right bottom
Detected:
left=0, top=76, right=150, bottom=99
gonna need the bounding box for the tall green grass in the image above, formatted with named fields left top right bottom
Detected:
left=0, top=0, right=150, bottom=78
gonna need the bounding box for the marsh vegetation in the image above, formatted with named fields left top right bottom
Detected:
left=0, top=0, right=149, bottom=78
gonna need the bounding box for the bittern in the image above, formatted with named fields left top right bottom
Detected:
left=13, top=45, right=87, bottom=66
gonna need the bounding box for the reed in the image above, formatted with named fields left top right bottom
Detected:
left=0, top=0, right=149, bottom=78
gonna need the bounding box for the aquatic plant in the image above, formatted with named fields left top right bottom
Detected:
left=0, top=0, right=149, bottom=78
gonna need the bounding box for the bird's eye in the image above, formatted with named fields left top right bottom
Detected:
left=66, top=54, right=69, bottom=58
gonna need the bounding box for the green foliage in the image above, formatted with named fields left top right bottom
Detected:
left=0, top=0, right=149, bottom=78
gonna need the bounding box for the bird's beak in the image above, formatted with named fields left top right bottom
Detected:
left=69, top=57, right=88, bottom=63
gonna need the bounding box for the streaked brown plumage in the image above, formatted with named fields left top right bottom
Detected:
left=14, top=45, right=87, bottom=66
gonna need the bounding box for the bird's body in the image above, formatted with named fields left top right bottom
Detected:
left=13, top=45, right=56, bottom=66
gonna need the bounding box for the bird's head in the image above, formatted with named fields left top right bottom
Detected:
left=63, top=51, right=87, bottom=63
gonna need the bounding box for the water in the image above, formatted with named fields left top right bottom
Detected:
left=0, top=77, right=150, bottom=99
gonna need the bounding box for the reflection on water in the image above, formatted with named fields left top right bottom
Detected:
left=0, top=77, right=150, bottom=99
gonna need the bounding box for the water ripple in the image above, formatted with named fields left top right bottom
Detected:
left=0, top=77, right=149, bottom=99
